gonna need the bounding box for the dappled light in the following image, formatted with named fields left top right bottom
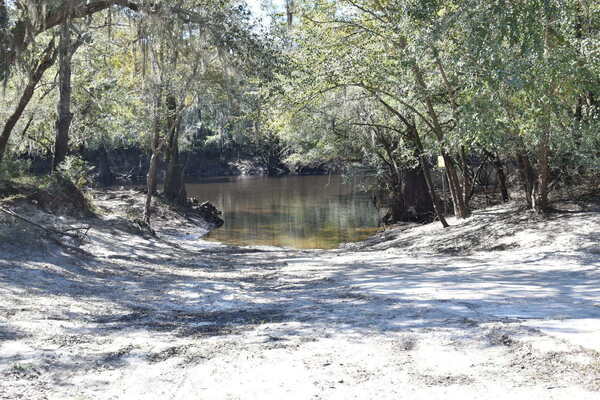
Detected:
left=1, top=0, right=599, bottom=398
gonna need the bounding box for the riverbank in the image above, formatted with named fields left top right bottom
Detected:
left=25, top=147, right=335, bottom=186
left=1, top=188, right=599, bottom=399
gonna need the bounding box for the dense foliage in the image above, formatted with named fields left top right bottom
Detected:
left=269, top=0, right=600, bottom=218
left=0, top=0, right=598, bottom=224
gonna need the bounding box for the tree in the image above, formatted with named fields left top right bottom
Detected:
left=53, top=20, right=87, bottom=171
left=0, top=0, right=228, bottom=166
left=272, top=0, right=599, bottom=217
left=0, top=37, right=57, bottom=164
left=454, top=0, right=600, bottom=212
left=268, top=1, right=455, bottom=224
left=140, top=0, right=277, bottom=220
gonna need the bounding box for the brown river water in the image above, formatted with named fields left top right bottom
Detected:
left=186, top=175, right=380, bottom=249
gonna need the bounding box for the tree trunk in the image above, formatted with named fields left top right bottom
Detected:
left=493, top=154, right=510, bottom=202
left=144, top=98, right=163, bottom=225
left=399, top=167, right=434, bottom=222
left=411, top=62, right=469, bottom=218
left=163, top=95, right=187, bottom=205
left=163, top=124, right=187, bottom=204
left=459, top=146, right=473, bottom=206
left=382, top=163, right=434, bottom=224
left=53, top=22, right=74, bottom=171
left=441, top=152, right=469, bottom=218
left=533, top=133, right=551, bottom=213
left=533, top=9, right=552, bottom=214
left=0, top=0, right=9, bottom=83
left=408, top=125, right=449, bottom=228
left=515, top=150, right=536, bottom=209
left=0, top=39, right=57, bottom=165
left=144, top=151, right=160, bottom=225
left=433, top=49, right=472, bottom=214
left=285, top=0, right=294, bottom=27
left=482, top=149, right=510, bottom=203
left=374, top=95, right=448, bottom=227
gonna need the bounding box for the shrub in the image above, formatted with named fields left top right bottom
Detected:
left=54, top=155, right=94, bottom=189
left=0, top=158, right=31, bottom=181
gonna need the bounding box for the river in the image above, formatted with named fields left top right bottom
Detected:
left=186, top=175, right=379, bottom=249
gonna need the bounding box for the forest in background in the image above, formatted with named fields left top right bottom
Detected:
left=0, top=0, right=599, bottom=226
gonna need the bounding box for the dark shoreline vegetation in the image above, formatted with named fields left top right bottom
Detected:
left=20, top=145, right=335, bottom=182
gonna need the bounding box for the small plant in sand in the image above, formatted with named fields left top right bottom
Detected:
left=55, top=155, right=94, bottom=189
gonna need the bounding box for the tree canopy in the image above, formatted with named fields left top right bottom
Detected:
left=0, top=0, right=598, bottom=223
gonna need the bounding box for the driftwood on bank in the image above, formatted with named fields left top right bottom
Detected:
left=0, top=206, right=90, bottom=240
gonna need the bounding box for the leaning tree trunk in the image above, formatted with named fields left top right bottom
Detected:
left=53, top=22, right=74, bottom=171
left=163, top=95, right=187, bottom=205
left=418, top=155, right=449, bottom=228
left=411, top=62, right=469, bottom=219
left=441, top=152, right=469, bottom=218
left=375, top=95, right=448, bottom=227
left=408, top=125, right=449, bottom=228
left=0, top=39, right=57, bottom=165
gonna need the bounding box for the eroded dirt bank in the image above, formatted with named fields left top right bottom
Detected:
left=1, top=191, right=600, bottom=399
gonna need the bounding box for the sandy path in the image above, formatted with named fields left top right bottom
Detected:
left=1, top=204, right=599, bottom=399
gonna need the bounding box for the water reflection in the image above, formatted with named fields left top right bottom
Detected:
left=186, top=175, right=379, bottom=249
